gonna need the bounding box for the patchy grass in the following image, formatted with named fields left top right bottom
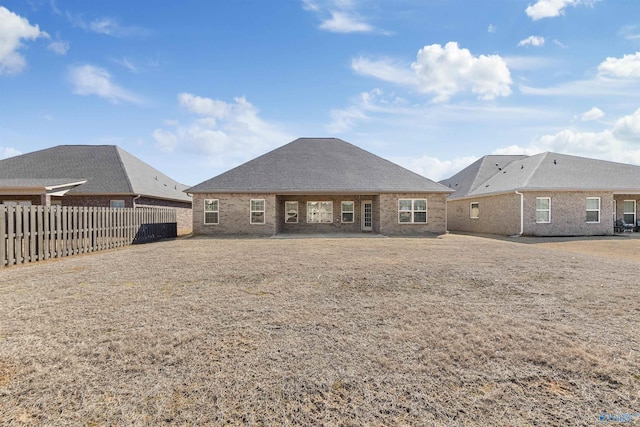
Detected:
left=0, top=234, right=638, bottom=425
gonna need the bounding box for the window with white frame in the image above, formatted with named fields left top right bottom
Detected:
left=110, top=200, right=125, bottom=208
left=285, top=201, right=298, bottom=223
left=307, top=201, right=333, bottom=223
left=470, top=202, right=479, bottom=219
left=250, top=199, right=265, bottom=224
left=398, top=199, right=427, bottom=223
left=586, top=197, right=600, bottom=223
left=204, top=199, right=219, bottom=224
left=341, top=201, right=354, bottom=223
left=623, top=200, right=636, bottom=225
left=535, top=197, right=551, bottom=223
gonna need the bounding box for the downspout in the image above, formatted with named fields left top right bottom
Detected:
left=133, top=194, right=141, bottom=208
left=514, top=191, right=524, bottom=236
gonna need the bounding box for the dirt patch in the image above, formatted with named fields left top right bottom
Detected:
left=0, top=234, right=638, bottom=425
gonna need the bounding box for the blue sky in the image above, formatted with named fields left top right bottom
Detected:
left=1, top=0, right=639, bottom=186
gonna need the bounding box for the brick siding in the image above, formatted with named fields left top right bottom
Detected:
left=193, top=192, right=448, bottom=237
left=447, top=191, right=620, bottom=236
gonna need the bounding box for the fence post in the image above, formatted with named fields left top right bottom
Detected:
left=0, top=206, right=6, bottom=267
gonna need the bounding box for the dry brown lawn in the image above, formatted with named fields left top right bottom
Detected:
left=0, top=233, right=638, bottom=426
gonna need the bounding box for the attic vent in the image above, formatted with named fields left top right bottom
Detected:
left=521, top=165, right=524, bottom=169
left=553, top=159, right=557, bottom=165
left=485, top=184, right=490, bottom=187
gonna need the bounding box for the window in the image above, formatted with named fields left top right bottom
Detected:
left=470, top=202, right=479, bottom=219
left=285, top=201, right=298, bottom=223
left=204, top=199, right=219, bottom=224
left=535, top=197, right=551, bottom=223
left=2, top=201, right=32, bottom=206
left=398, top=199, right=427, bottom=223
left=110, top=200, right=125, bottom=208
left=341, top=201, right=354, bottom=223
left=623, top=200, right=636, bottom=225
left=586, top=197, right=600, bottom=223
left=250, top=199, right=265, bottom=224
left=307, top=201, right=333, bottom=223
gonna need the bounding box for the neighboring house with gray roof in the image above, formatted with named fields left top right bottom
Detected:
left=0, top=145, right=192, bottom=233
left=440, top=152, right=640, bottom=236
left=186, top=138, right=453, bottom=236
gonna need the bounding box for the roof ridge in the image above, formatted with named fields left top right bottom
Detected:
left=520, top=152, right=547, bottom=187
left=114, top=146, right=135, bottom=193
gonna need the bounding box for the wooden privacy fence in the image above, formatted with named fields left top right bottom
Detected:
left=1, top=205, right=177, bottom=268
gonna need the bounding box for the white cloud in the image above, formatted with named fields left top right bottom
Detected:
left=0, top=6, right=49, bottom=75
left=518, top=36, right=545, bottom=47
left=47, top=39, right=69, bottom=55
left=619, top=25, right=640, bottom=41
left=597, top=52, right=640, bottom=78
left=353, top=43, right=512, bottom=102
left=492, top=107, right=640, bottom=165
left=68, top=64, right=142, bottom=104
left=612, top=108, right=640, bottom=141
left=487, top=24, right=496, bottom=34
left=320, top=10, right=373, bottom=33
left=1, top=146, right=22, bottom=159
left=552, top=39, right=568, bottom=48
left=326, top=88, right=393, bottom=133
left=525, top=0, right=593, bottom=20
left=581, top=107, right=604, bottom=121
left=302, top=0, right=381, bottom=34
left=152, top=129, right=178, bottom=152
left=67, top=13, right=148, bottom=37
left=399, top=155, right=480, bottom=182
left=411, top=42, right=512, bottom=102
left=153, top=93, right=293, bottom=167
left=351, top=57, right=417, bottom=86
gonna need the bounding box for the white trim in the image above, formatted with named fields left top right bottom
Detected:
left=398, top=199, right=428, bottom=224
left=284, top=201, right=298, bottom=223
left=204, top=199, right=219, bottom=224
left=622, top=199, right=636, bottom=225
left=250, top=199, right=265, bottom=224
left=341, top=201, right=354, bottom=223
left=470, top=202, right=479, bottom=219
left=535, top=197, right=551, bottom=224
left=307, top=201, right=333, bottom=223
left=586, top=197, right=601, bottom=223
left=361, top=200, right=372, bottom=231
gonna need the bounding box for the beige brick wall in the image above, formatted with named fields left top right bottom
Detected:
left=447, top=191, right=617, bottom=236
left=447, top=193, right=520, bottom=235
left=192, top=193, right=277, bottom=236
left=276, top=195, right=375, bottom=234
left=379, top=193, right=448, bottom=236
left=192, top=192, right=447, bottom=236
left=524, top=191, right=614, bottom=236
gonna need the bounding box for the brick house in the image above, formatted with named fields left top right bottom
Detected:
left=0, top=145, right=193, bottom=234
left=186, top=138, right=453, bottom=237
left=440, top=152, right=640, bottom=236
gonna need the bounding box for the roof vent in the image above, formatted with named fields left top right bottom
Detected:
left=553, top=159, right=557, bottom=165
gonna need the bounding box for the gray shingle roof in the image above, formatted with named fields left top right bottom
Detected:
left=0, top=145, right=191, bottom=203
left=441, top=152, right=640, bottom=199
left=187, top=138, right=453, bottom=194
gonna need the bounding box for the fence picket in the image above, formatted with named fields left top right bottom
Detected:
left=0, top=206, right=176, bottom=268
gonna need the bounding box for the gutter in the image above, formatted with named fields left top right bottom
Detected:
left=514, top=191, right=524, bottom=236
